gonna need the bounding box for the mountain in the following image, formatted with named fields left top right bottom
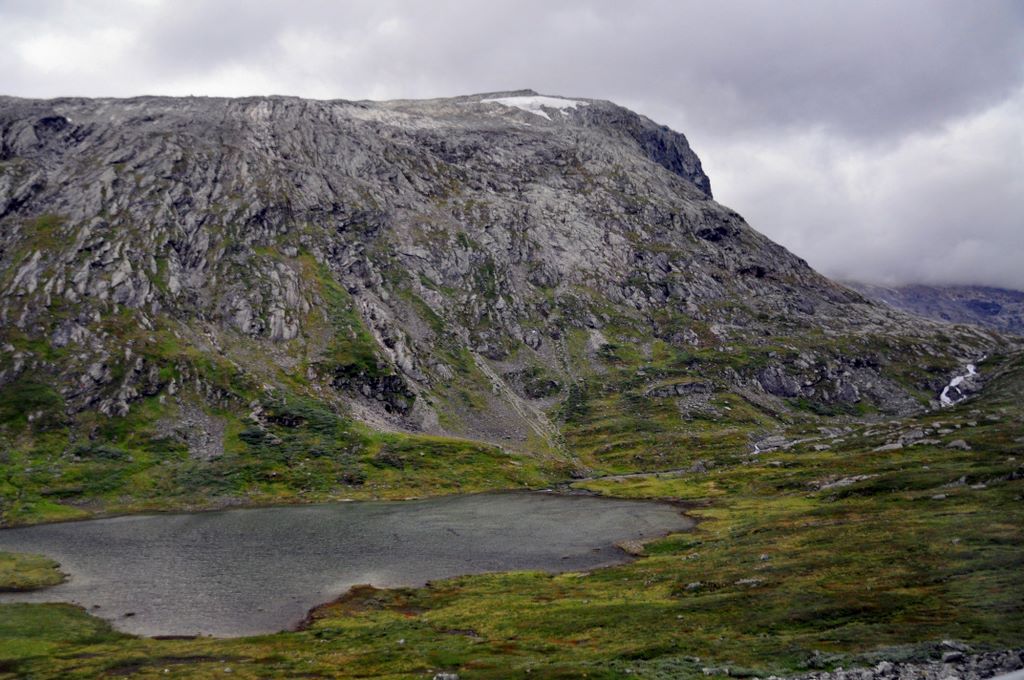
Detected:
left=3, top=91, right=1024, bottom=679
left=847, top=282, right=1024, bottom=336
left=0, top=91, right=1012, bottom=523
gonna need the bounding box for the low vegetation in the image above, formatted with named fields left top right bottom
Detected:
left=0, top=354, right=1020, bottom=678
left=0, top=552, right=65, bottom=592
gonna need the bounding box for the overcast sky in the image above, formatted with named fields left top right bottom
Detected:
left=2, top=0, right=1022, bottom=288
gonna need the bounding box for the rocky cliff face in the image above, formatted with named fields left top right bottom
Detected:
left=0, top=91, right=1011, bottom=478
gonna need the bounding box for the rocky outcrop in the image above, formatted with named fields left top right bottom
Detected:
left=781, top=645, right=1023, bottom=680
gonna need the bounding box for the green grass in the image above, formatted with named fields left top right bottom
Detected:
left=0, top=387, right=557, bottom=526
left=310, top=256, right=392, bottom=379
left=0, top=552, right=65, bottom=591
left=0, top=378, right=64, bottom=432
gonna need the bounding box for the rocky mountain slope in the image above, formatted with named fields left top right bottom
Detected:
left=0, top=90, right=1014, bottom=522
left=848, top=282, right=1024, bottom=336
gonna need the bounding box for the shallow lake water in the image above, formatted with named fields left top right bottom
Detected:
left=0, top=491, right=692, bottom=637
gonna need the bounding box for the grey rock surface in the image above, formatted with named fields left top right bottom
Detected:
left=781, top=647, right=1024, bottom=680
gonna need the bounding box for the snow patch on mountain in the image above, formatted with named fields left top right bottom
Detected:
left=480, top=95, right=587, bottom=120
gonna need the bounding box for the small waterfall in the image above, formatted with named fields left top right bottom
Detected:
left=940, top=364, right=977, bottom=407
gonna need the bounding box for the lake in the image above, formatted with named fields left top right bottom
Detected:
left=0, top=491, right=693, bottom=637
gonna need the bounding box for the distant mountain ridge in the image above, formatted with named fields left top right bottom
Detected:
left=847, top=282, right=1024, bottom=336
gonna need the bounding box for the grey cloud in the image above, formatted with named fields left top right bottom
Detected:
left=703, top=86, right=1024, bottom=288
left=107, top=0, right=1024, bottom=138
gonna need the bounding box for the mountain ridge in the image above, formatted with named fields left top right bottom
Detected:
left=847, top=281, right=1024, bottom=336
left=0, top=91, right=1012, bottom=522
